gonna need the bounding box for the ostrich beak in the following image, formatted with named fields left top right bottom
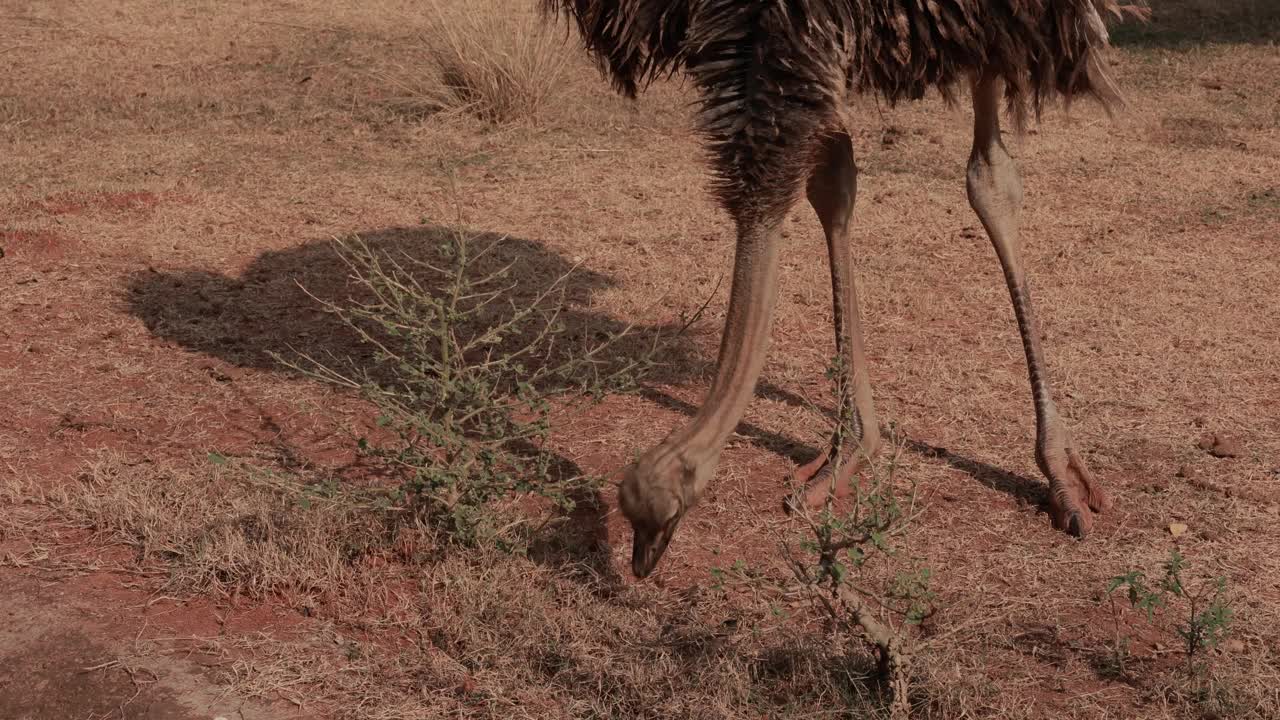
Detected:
left=631, top=515, right=681, bottom=579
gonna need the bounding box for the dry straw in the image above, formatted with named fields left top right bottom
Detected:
left=415, top=0, right=572, bottom=122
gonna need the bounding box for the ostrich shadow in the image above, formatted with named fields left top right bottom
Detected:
left=126, top=224, right=712, bottom=582
left=125, top=223, right=1045, bottom=577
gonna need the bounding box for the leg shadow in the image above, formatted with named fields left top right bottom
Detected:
left=752, top=381, right=1048, bottom=507
left=638, top=388, right=819, bottom=464
left=899, top=438, right=1047, bottom=508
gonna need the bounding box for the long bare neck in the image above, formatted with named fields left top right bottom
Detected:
left=669, top=219, right=783, bottom=483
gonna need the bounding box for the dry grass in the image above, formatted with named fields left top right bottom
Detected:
left=1, top=0, right=1278, bottom=719
left=12, top=454, right=906, bottom=719
left=43, top=456, right=399, bottom=602
left=383, top=1, right=574, bottom=122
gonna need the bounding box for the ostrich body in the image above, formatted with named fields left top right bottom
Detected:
left=542, top=0, right=1146, bottom=578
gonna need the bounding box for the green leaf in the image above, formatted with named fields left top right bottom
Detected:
left=831, top=561, right=847, bottom=585
left=207, top=452, right=228, bottom=466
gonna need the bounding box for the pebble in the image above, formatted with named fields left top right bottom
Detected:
left=1197, top=433, right=1242, bottom=459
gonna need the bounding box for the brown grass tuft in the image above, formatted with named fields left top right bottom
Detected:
left=32, top=454, right=912, bottom=719
left=53, top=455, right=402, bottom=602
left=388, top=1, right=573, bottom=123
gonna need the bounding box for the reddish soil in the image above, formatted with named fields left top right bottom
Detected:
left=0, top=229, right=69, bottom=261
left=0, top=568, right=304, bottom=720
left=22, top=190, right=164, bottom=217
left=2, top=1, right=1278, bottom=717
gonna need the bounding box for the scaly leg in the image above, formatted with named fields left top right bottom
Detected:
left=966, top=73, right=1110, bottom=537
left=788, top=129, right=882, bottom=510
left=619, top=215, right=786, bottom=577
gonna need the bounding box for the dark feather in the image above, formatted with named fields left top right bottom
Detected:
left=542, top=0, right=1149, bottom=219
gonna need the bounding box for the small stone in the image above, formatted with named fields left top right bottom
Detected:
left=1224, top=638, right=1246, bottom=654
left=1197, top=433, right=1242, bottom=458
left=1168, top=522, right=1189, bottom=537
left=881, top=125, right=904, bottom=147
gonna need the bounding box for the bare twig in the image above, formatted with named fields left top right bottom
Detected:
left=835, top=586, right=912, bottom=720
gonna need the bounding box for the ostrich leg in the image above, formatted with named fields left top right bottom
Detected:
left=620, top=216, right=785, bottom=577
left=789, top=130, right=882, bottom=510
left=966, top=73, right=1110, bottom=536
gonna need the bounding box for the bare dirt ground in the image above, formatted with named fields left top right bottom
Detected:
left=2, top=1, right=1278, bottom=718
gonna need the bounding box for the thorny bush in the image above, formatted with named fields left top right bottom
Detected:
left=294, top=228, right=653, bottom=547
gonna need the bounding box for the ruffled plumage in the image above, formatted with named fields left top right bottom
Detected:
left=542, top=0, right=1147, bottom=219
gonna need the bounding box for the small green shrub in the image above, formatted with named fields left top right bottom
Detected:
left=1106, top=549, right=1234, bottom=679
left=785, top=461, right=930, bottom=720
left=702, top=357, right=934, bottom=718
left=784, top=359, right=933, bottom=720
left=293, top=226, right=651, bottom=547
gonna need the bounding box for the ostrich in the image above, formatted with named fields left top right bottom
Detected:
left=542, top=0, right=1147, bottom=578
